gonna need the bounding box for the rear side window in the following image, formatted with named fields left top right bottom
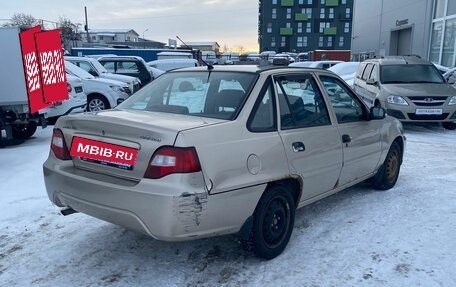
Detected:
left=361, top=64, right=374, bottom=81
left=117, top=61, right=140, bottom=74
left=248, top=81, right=276, bottom=132
left=356, top=62, right=367, bottom=79
left=101, top=62, right=115, bottom=73
left=275, top=74, right=331, bottom=129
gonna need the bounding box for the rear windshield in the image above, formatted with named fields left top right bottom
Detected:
left=118, top=71, right=257, bottom=120
left=380, top=64, right=444, bottom=84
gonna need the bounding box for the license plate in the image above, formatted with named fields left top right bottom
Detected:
left=415, top=108, right=443, bottom=115
left=70, top=137, right=138, bottom=169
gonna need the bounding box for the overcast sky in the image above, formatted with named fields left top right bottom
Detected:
left=0, top=0, right=259, bottom=52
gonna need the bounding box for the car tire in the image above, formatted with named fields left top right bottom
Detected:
left=442, top=122, right=456, bottom=130
left=12, top=121, right=37, bottom=140
left=252, top=185, right=295, bottom=260
left=87, top=95, right=110, bottom=111
left=372, top=141, right=401, bottom=190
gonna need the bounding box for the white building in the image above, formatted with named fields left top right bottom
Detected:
left=351, top=0, right=456, bottom=66
left=80, top=29, right=139, bottom=45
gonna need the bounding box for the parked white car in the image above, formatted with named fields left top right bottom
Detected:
left=43, top=74, right=87, bottom=120
left=65, top=61, right=130, bottom=111
left=147, top=59, right=199, bottom=72
left=289, top=60, right=343, bottom=69
left=65, top=56, right=141, bottom=94
left=218, top=52, right=240, bottom=65
left=156, top=52, right=193, bottom=60
left=328, top=62, right=361, bottom=87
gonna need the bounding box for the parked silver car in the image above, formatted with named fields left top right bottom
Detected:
left=44, top=66, right=405, bottom=259
left=353, top=56, right=456, bottom=130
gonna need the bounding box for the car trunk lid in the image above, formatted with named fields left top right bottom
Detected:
left=57, top=109, right=223, bottom=181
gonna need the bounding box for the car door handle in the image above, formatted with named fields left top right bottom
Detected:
left=292, top=142, right=305, bottom=152
left=342, top=134, right=352, bottom=143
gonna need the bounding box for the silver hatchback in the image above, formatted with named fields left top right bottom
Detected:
left=44, top=65, right=405, bottom=259
left=353, top=56, right=456, bottom=130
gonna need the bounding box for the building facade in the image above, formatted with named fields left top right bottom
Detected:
left=80, top=29, right=140, bottom=46
left=352, top=0, right=456, bottom=66
left=258, top=0, right=354, bottom=53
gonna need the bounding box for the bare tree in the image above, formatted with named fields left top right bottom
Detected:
left=3, top=13, right=38, bottom=29
left=57, top=17, right=81, bottom=51
left=237, top=45, right=246, bottom=55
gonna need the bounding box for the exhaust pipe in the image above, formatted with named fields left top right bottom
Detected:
left=61, top=207, right=78, bottom=216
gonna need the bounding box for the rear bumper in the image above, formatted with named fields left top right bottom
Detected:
left=43, top=157, right=264, bottom=241
left=44, top=95, right=87, bottom=118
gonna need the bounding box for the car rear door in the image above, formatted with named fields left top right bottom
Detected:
left=319, top=75, right=383, bottom=187
left=274, top=73, right=343, bottom=201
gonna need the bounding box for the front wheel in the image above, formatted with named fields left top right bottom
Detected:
left=372, top=141, right=402, bottom=190
left=252, top=185, right=296, bottom=260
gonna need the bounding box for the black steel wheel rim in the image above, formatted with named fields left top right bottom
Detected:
left=262, top=196, right=290, bottom=248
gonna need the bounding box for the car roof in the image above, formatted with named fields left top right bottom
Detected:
left=65, top=56, right=96, bottom=62
left=363, top=56, right=431, bottom=65
left=168, top=65, right=334, bottom=76
left=98, top=56, right=143, bottom=61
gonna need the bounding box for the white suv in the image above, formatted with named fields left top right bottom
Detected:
left=65, top=61, right=130, bottom=111
left=65, top=56, right=141, bottom=94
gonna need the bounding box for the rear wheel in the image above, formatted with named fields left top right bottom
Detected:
left=252, top=185, right=295, bottom=260
left=372, top=141, right=401, bottom=190
left=12, top=121, right=37, bottom=140
left=442, top=122, right=456, bottom=130
left=87, top=95, right=110, bottom=111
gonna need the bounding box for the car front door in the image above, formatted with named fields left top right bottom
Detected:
left=274, top=73, right=343, bottom=202
left=319, top=75, right=383, bottom=187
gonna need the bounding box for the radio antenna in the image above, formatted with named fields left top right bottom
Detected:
left=176, top=35, right=214, bottom=70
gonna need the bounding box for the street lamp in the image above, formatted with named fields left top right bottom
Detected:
left=143, top=28, right=149, bottom=48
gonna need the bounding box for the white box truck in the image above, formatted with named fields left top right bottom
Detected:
left=0, top=26, right=67, bottom=146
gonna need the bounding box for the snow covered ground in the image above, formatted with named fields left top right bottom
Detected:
left=1, top=123, right=455, bottom=287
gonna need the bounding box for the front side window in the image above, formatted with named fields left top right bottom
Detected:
left=275, top=74, right=331, bottom=129
left=119, top=71, right=256, bottom=120
left=320, top=76, right=366, bottom=123
left=75, top=61, right=98, bottom=76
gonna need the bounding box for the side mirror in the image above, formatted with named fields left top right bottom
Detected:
left=366, top=78, right=377, bottom=86
left=370, top=106, right=386, bottom=120
left=447, top=77, right=456, bottom=85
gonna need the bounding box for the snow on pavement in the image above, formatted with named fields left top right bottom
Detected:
left=0, top=123, right=455, bottom=287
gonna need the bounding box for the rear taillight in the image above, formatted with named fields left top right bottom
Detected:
left=51, top=129, right=71, bottom=160
left=144, top=146, right=201, bottom=179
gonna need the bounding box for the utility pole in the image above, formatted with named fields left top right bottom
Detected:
left=84, top=6, right=90, bottom=43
